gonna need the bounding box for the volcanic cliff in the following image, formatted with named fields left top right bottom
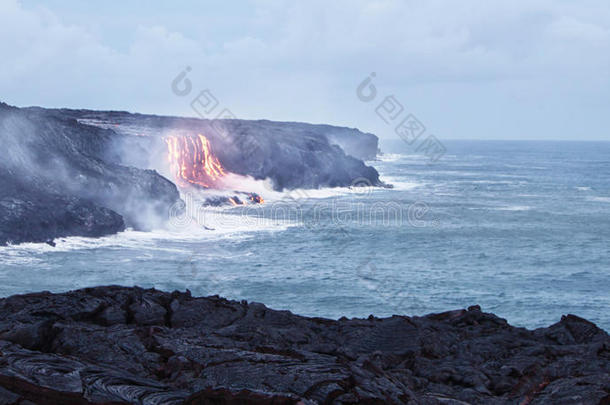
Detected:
left=0, top=103, right=381, bottom=245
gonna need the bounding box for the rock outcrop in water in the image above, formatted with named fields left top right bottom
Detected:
left=0, top=103, right=382, bottom=245
left=0, top=286, right=607, bottom=404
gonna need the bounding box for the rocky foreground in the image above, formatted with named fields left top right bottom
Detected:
left=0, top=287, right=607, bottom=404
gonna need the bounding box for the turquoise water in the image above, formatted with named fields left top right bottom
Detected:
left=1, top=140, right=609, bottom=330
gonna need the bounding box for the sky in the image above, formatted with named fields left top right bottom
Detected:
left=1, top=0, right=609, bottom=140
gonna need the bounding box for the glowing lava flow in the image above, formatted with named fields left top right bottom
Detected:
left=228, top=197, right=243, bottom=206
left=165, top=134, right=225, bottom=188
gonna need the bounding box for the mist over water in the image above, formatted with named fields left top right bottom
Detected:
left=1, top=140, right=609, bottom=330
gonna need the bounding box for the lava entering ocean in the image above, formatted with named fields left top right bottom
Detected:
left=165, top=133, right=265, bottom=205
left=165, top=134, right=225, bottom=188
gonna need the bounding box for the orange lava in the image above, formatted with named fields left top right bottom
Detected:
left=165, top=134, right=225, bottom=188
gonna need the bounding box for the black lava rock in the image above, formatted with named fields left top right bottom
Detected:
left=0, top=286, right=607, bottom=404
left=0, top=103, right=180, bottom=245
left=1, top=103, right=384, bottom=245
left=56, top=109, right=384, bottom=191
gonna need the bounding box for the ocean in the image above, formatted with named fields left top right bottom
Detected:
left=1, top=140, right=609, bottom=330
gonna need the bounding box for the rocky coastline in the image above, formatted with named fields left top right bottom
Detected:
left=0, top=103, right=382, bottom=246
left=0, top=286, right=607, bottom=404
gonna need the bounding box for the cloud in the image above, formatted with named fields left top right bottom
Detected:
left=130, top=26, right=203, bottom=59
left=0, top=1, right=200, bottom=109
left=547, top=16, right=609, bottom=41
left=1, top=0, right=609, bottom=139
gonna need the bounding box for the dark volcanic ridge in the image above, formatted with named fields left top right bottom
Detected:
left=0, top=102, right=382, bottom=245
left=0, top=286, right=607, bottom=404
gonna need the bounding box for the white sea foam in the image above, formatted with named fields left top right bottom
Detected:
left=0, top=179, right=391, bottom=257
left=468, top=205, right=532, bottom=211
left=426, top=170, right=482, bottom=177
left=0, top=211, right=293, bottom=259
left=379, top=176, right=424, bottom=191
left=0, top=158, right=407, bottom=257
left=190, top=172, right=394, bottom=203
left=175, top=207, right=298, bottom=233
left=503, top=164, right=547, bottom=170
left=495, top=205, right=532, bottom=211
left=587, top=196, right=610, bottom=203
left=278, top=187, right=353, bottom=200
left=469, top=180, right=522, bottom=185
left=375, top=153, right=406, bottom=162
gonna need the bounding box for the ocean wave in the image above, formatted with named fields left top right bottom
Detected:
left=176, top=173, right=372, bottom=205
left=469, top=180, right=524, bottom=185
left=0, top=179, right=400, bottom=257
left=375, top=153, right=408, bottom=162
left=495, top=205, right=532, bottom=211
left=0, top=212, right=294, bottom=258
left=379, top=176, right=424, bottom=191
left=180, top=208, right=298, bottom=233
left=468, top=205, right=532, bottom=212
left=587, top=196, right=610, bottom=203
left=375, top=153, right=401, bottom=162
left=373, top=153, right=455, bottom=163
left=425, top=170, right=484, bottom=177
left=264, top=182, right=405, bottom=202
left=503, top=164, right=547, bottom=170
left=0, top=230, right=197, bottom=254
left=280, top=187, right=353, bottom=200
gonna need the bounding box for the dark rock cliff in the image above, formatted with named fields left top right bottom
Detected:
left=56, top=109, right=382, bottom=191
left=0, top=286, right=607, bottom=404
left=0, top=103, right=383, bottom=244
left=0, top=103, right=180, bottom=245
